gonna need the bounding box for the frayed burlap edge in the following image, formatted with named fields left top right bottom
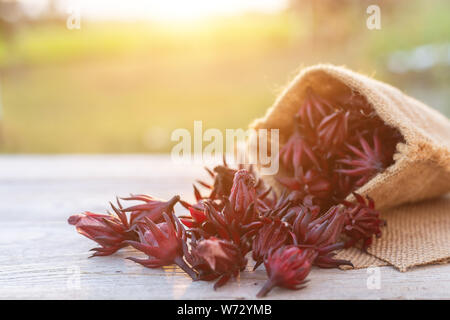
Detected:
left=335, top=247, right=388, bottom=270
left=367, top=194, right=450, bottom=272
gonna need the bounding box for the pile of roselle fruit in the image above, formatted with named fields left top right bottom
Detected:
left=68, top=88, right=403, bottom=297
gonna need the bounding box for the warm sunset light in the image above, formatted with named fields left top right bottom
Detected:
left=18, top=0, right=289, bottom=21
left=82, top=0, right=287, bottom=21
left=1, top=0, right=449, bottom=303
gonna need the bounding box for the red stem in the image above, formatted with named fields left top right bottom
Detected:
left=174, top=256, right=198, bottom=280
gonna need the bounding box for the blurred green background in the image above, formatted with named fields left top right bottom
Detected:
left=0, top=0, right=449, bottom=153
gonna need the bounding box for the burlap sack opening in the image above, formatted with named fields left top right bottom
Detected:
left=251, top=64, right=450, bottom=270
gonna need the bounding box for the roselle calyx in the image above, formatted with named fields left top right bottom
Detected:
left=337, top=132, right=392, bottom=187
left=296, top=86, right=333, bottom=130
left=278, top=87, right=403, bottom=201
left=67, top=70, right=423, bottom=298
left=181, top=168, right=262, bottom=249
left=252, top=218, right=294, bottom=270
left=292, top=205, right=353, bottom=268
left=278, top=122, right=320, bottom=174
left=179, top=202, right=208, bottom=229
left=68, top=201, right=137, bottom=257
left=191, top=237, right=247, bottom=289
left=185, top=157, right=268, bottom=210
left=228, top=169, right=257, bottom=216
left=342, top=193, right=385, bottom=250
left=257, top=245, right=315, bottom=298
left=121, top=194, right=180, bottom=227
left=317, top=109, right=350, bottom=153
left=276, top=168, right=332, bottom=207
left=197, top=164, right=237, bottom=200
left=273, top=87, right=402, bottom=249
left=125, top=213, right=197, bottom=280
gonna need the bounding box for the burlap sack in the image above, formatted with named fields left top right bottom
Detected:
left=251, top=64, right=450, bottom=270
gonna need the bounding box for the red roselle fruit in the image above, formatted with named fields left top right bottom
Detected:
left=180, top=169, right=262, bottom=247
left=293, top=206, right=344, bottom=248
left=179, top=203, right=207, bottom=229
left=185, top=199, right=261, bottom=255
left=276, top=168, right=332, bottom=207
left=228, top=169, right=257, bottom=216
left=124, top=213, right=197, bottom=280
left=68, top=87, right=400, bottom=298
left=184, top=156, right=261, bottom=206
left=342, top=193, right=385, bottom=250
left=190, top=237, right=247, bottom=289
left=120, top=194, right=180, bottom=227
left=195, top=161, right=237, bottom=201
left=252, top=218, right=294, bottom=270
left=337, top=132, right=391, bottom=187
left=317, top=109, right=350, bottom=153
left=277, top=86, right=403, bottom=211
left=296, top=86, right=333, bottom=130
left=257, top=246, right=315, bottom=298
left=68, top=201, right=137, bottom=257
left=181, top=160, right=274, bottom=218
left=292, top=205, right=353, bottom=268
left=278, top=122, right=320, bottom=173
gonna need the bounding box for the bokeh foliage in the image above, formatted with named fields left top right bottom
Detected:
left=0, top=0, right=448, bottom=153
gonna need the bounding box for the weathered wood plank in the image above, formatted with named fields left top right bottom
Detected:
left=0, top=155, right=449, bottom=299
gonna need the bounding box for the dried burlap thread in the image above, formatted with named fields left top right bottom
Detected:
left=251, top=64, right=450, bottom=271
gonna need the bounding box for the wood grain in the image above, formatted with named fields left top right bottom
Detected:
left=0, top=155, right=449, bottom=299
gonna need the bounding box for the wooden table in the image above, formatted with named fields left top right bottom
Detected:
left=1, top=155, right=449, bottom=299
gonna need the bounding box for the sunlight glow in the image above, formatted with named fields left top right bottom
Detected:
left=57, top=0, right=288, bottom=22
